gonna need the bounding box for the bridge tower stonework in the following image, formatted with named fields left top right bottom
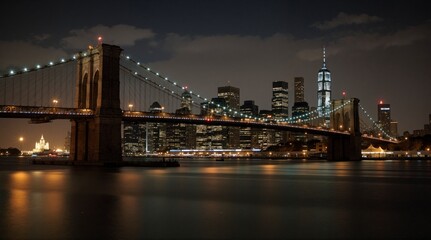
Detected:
left=70, top=44, right=123, bottom=163
left=328, top=98, right=361, bottom=161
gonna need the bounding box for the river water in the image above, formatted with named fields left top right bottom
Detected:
left=0, top=157, right=430, bottom=239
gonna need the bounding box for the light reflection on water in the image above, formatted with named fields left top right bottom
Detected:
left=0, top=158, right=431, bottom=239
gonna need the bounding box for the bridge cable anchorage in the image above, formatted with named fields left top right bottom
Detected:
left=358, top=103, right=396, bottom=141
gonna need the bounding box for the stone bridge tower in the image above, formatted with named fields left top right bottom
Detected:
left=70, top=44, right=123, bottom=163
left=328, top=98, right=361, bottom=161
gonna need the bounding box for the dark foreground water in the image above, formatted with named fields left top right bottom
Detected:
left=1, top=157, right=431, bottom=239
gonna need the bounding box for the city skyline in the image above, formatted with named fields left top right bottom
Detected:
left=1, top=0, right=430, bottom=149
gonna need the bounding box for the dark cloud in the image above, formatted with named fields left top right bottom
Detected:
left=61, top=24, right=155, bottom=49
left=146, top=22, right=431, bottom=133
left=312, top=12, right=383, bottom=30
left=0, top=41, right=67, bottom=71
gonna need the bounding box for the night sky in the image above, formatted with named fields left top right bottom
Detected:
left=0, top=0, right=430, bottom=150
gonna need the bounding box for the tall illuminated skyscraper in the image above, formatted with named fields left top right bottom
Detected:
left=294, top=77, right=304, bottom=102
left=317, top=47, right=331, bottom=123
left=377, top=100, right=391, bottom=135
left=272, top=81, right=289, bottom=120
left=218, top=85, right=240, bottom=148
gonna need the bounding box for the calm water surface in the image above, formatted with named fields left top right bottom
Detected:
left=0, top=157, right=431, bottom=239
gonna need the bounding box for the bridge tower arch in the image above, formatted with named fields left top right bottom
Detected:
left=328, top=98, right=361, bottom=161
left=70, top=44, right=123, bottom=163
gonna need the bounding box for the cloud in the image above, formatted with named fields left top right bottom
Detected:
left=312, top=12, right=382, bottom=30
left=298, top=22, right=431, bottom=61
left=61, top=24, right=155, bottom=49
left=146, top=22, right=431, bottom=133
left=34, top=34, right=51, bottom=42
left=0, top=41, right=67, bottom=70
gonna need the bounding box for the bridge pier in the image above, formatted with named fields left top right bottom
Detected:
left=70, top=44, right=123, bottom=163
left=327, top=135, right=361, bottom=161
left=328, top=98, right=362, bottom=161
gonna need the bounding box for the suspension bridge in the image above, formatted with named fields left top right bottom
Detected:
left=0, top=43, right=397, bottom=163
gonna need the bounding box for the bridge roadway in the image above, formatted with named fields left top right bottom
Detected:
left=0, top=105, right=397, bottom=143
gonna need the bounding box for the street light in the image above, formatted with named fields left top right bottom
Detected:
left=52, top=99, right=58, bottom=107
left=128, top=104, right=133, bottom=111
left=19, top=137, right=24, bottom=154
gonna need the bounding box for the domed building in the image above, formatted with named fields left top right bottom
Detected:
left=33, top=135, right=49, bottom=153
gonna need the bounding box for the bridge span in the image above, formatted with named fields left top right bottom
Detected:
left=0, top=43, right=398, bottom=163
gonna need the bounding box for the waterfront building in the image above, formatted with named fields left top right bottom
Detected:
left=166, top=91, right=196, bottom=150
left=197, top=98, right=228, bottom=150
left=123, top=122, right=146, bottom=156
left=33, top=135, right=49, bottom=153
left=317, top=47, right=332, bottom=125
left=257, top=110, right=276, bottom=149
left=240, top=100, right=259, bottom=149
left=147, top=102, right=166, bottom=153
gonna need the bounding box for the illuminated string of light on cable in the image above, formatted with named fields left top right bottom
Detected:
left=359, top=103, right=395, bottom=140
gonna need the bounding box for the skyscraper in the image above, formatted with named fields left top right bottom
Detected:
left=147, top=102, right=166, bottom=153
left=180, top=89, right=192, bottom=112
left=218, top=86, right=240, bottom=148
left=377, top=100, right=391, bottom=135
left=292, top=77, right=309, bottom=123
left=317, top=47, right=331, bottom=123
left=294, top=77, right=304, bottom=102
left=218, top=86, right=240, bottom=110
left=272, top=81, right=289, bottom=120
left=240, top=100, right=259, bottom=149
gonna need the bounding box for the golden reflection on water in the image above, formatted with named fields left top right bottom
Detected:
left=333, top=162, right=350, bottom=177
left=6, top=171, right=67, bottom=238
left=261, top=164, right=276, bottom=174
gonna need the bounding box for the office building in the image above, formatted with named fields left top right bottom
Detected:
left=272, top=81, right=289, bottom=120
left=294, top=77, right=305, bottom=102
left=317, top=47, right=331, bottom=124
left=147, top=102, right=166, bottom=153
left=240, top=100, right=259, bottom=149
left=218, top=86, right=240, bottom=148
left=377, top=101, right=391, bottom=135
left=218, top=86, right=240, bottom=110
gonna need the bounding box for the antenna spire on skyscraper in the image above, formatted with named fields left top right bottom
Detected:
left=323, top=46, right=326, bottom=68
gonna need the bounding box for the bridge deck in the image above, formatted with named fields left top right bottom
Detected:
left=0, top=105, right=397, bottom=143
